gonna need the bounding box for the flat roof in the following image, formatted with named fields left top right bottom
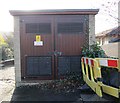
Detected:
left=10, top=9, right=99, bottom=16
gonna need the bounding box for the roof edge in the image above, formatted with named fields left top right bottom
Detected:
left=9, top=9, right=99, bottom=16
left=96, top=26, right=120, bottom=37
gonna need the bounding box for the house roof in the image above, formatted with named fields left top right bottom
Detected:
left=96, top=26, right=120, bottom=37
left=9, top=9, right=99, bottom=16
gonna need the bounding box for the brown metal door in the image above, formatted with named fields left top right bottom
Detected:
left=54, top=15, right=88, bottom=78
left=20, top=15, right=88, bottom=80
left=20, top=15, right=55, bottom=79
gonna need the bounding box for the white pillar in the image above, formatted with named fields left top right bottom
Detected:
left=14, top=16, right=21, bottom=87
left=89, top=15, right=96, bottom=46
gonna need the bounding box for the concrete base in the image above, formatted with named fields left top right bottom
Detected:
left=15, top=80, right=54, bottom=87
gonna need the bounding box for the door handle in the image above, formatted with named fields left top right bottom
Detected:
left=54, top=51, right=62, bottom=56
left=57, top=52, right=62, bottom=56
left=48, top=51, right=62, bottom=56
left=48, top=52, right=54, bottom=55
left=54, top=51, right=58, bottom=56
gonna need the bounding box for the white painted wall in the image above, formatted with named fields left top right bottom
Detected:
left=89, top=15, right=96, bottom=45
left=101, top=42, right=120, bottom=58
left=14, top=16, right=21, bottom=87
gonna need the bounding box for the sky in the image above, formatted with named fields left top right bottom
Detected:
left=0, top=0, right=119, bottom=34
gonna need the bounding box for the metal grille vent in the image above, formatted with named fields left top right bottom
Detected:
left=26, top=56, right=52, bottom=76
left=58, top=56, right=81, bottom=75
left=26, top=23, right=51, bottom=34
left=57, top=23, right=83, bottom=34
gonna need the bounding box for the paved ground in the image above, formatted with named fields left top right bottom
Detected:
left=0, top=66, right=83, bottom=102
left=0, top=66, right=117, bottom=103
left=0, top=66, right=15, bottom=102
left=10, top=87, right=82, bottom=102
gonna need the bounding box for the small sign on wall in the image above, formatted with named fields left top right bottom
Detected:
left=34, top=35, right=43, bottom=46
left=36, top=35, right=41, bottom=41
left=34, top=41, right=43, bottom=46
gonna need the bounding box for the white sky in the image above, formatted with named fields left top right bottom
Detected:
left=0, top=0, right=119, bottom=33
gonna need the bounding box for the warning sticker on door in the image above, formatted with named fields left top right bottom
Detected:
left=34, top=41, right=43, bottom=46
left=36, top=35, right=41, bottom=41
left=34, top=35, right=43, bottom=46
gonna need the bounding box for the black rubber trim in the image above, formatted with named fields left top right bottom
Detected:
left=96, top=77, right=103, bottom=82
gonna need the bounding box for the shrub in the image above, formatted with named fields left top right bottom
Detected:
left=81, top=43, right=107, bottom=58
left=1, top=44, right=13, bottom=60
left=0, top=33, right=14, bottom=61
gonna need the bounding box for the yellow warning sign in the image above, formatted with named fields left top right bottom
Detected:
left=36, top=35, right=41, bottom=41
